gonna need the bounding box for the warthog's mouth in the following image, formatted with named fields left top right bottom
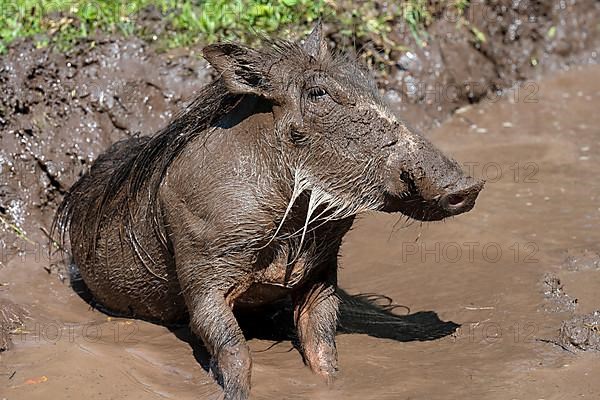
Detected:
left=382, top=180, right=484, bottom=221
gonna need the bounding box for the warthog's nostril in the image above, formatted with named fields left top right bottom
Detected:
left=439, top=182, right=483, bottom=215
left=445, top=193, right=466, bottom=208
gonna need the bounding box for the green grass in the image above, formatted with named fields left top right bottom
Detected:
left=162, top=0, right=327, bottom=47
left=0, top=1, right=471, bottom=70
left=0, top=0, right=450, bottom=52
left=0, top=0, right=148, bottom=52
left=0, top=214, right=34, bottom=244
left=0, top=0, right=326, bottom=53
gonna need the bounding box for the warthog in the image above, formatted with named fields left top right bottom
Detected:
left=54, top=22, right=483, bottom=399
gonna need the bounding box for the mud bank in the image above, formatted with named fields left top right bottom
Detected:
left=0, top=37, right=213, bottom=256
left=362, top=0, right=600, bottom=129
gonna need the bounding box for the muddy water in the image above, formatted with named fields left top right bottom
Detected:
left=2, top=65, right=600, bottom=399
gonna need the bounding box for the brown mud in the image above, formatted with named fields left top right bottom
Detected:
left=0, top=36, right=213, bottom=253
left=559, top=311, right=600, bottom=352
left=1, top=62, right=599, bottom=399
left=2, top=4, right=600, bottom=399
left=365, top=0, right=600, bottom=129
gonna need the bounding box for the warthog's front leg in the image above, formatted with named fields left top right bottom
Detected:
left=187, top=288, right=251, bottom=400
left=163, top=192, right=253, bottom=399
left=293, top=267, right=339, bottom=383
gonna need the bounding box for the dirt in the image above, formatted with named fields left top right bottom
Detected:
left=541, top=273, right=578, bottom=313
left=2, top=62, right=600, bottom=399
left=558, top=311, right=600, bottom=352
left=2, top=4, right=600, bottom=399
left=0, top=36, right=213, bottom=257
left=377, top=0, right=600, bottom=130
left=0, top=299, right=27, bottom=352
left=562, top=248, right=600, bottom=271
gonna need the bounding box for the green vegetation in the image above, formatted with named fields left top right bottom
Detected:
left=0, top=1, right=470, bottom=60
left=0, top=215, right=33, bottom=244
left=0, top=0, right=324, bottom=52
left=0, top=0, right=440, bottom=51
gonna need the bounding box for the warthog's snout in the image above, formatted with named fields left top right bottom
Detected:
left=384, top=174, right=484, bottom=221
left=437, top=179, right=484, bottom=216
left=382, top=126, right=484, bottom=220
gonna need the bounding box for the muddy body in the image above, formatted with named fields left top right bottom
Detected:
left=55, top=24, right=482, bottom=399
left=69, top=126, right=356, bottom=322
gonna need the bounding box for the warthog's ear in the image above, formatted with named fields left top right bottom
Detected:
left=302, top=20, right=327, bottom=60
left=203, top=43, right=272, bottom=97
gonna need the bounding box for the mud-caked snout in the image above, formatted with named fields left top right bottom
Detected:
left=382, top=128, right=484, bottom=221
left=387, top=175, right=484, bottom=221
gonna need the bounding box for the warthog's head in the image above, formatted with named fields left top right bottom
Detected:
left=204, top=23, right=483, bottom=222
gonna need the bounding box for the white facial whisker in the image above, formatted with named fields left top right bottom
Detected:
left=266, top=167, right=381, bottom=263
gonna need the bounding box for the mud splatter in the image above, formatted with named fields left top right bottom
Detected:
left=558, top=311, right=600, bottom=352
left=541, top=273, right=578, bottom=313
left=0, top=299, right=27, bottom=352
left=0, top=37, right=213, bottom=261
left=562, top=249, right=600, bottom=272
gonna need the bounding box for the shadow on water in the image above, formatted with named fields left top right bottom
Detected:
left=336, top=288, right=460, bottom=341
left=235, top=288, right=459, bottom=343
left=70, top=266, right=458, bottom=372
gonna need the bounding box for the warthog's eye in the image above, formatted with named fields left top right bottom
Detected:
left=307, top=86, right=327, bottom=101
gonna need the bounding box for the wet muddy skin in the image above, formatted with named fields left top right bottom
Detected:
left=1, top=63, right=599, bottom=399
